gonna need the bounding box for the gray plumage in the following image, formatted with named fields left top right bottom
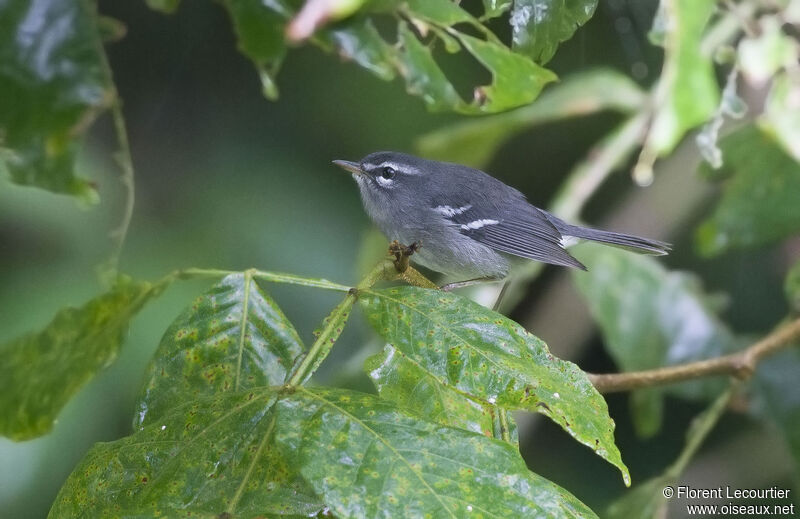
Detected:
left=334, top=151, right=670, bottom=279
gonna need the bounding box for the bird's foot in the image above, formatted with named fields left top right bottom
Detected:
left=388, top=240, right=421, bottom=273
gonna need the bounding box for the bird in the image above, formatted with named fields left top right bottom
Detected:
left=333, top=151, right=670, bottom=281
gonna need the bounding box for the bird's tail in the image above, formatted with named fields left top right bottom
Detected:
left=562, top=224, right=671, bottom=255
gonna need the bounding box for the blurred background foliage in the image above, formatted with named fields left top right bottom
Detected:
left=1, top=0, right=800, bottom=517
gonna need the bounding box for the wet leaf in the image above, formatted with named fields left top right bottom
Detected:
left=366, top=344, right=519, bottom=444
left=53, top=387, right=595, bottom=517
left=134, top=272, right=305, bottom=428
left=510, top=0, right=598, bottom=64
left=323, top=18, right=397, bottom=81
left=0, top=278, right=165, bottom=441
left=571, top=244, right=741, bottom=436
left=224, top=0, right=289, bottom=100
left=276, top=387, right=597, bottom=517
left=456, top=32, right=557, bottom=113
left=696, top=125, right=800, bottom=256
left=0, top=0, right=112, bottom=202
left=50, top=390, right=324, bottom=518
left=406, top=0, right=485, bottom=30
left=644, top=0, right=718, bottom=158
left=417, top=68, right=645, bottom=167
left=395, top=21, right=465, bottom=112
left=359, top=286, right=630, bottom=484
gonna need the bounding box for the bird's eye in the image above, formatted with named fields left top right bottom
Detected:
left=381, top=166, right=396, bottom=180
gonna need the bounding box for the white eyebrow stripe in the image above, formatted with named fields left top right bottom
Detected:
left=379, top=162, right=422, bottom=175
left=434, top=204, right=472, bottom=217
left=460, top=219, right=499, bottom=230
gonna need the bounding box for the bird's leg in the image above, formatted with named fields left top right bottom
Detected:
left=440, top=277, right=503, bottom=292
left=388, top=240, right=421, bottom=273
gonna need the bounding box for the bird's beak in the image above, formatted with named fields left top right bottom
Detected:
left=332, top=159, right=362, bottom=176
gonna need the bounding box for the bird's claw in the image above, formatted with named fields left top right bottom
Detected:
left=388, top=240, right=421, bottom=273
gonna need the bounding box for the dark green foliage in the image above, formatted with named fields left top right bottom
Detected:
left=0, top=0, right=111, bottom=202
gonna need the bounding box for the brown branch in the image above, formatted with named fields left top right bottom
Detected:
left=589, top=318, right=800, bottom=393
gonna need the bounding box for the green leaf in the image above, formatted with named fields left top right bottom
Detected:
left=0, top=278, right=165, bottom=441
left=510, top=0, right=598, bottom=64
left=753, top=348, right=800, bottom=480
left=406, top=0, right=486, bottom=30
left=359, top=286, right=630, bottom=484
left=323, top=18, right=397, bottom=81
left=50, top=389, right=324, bottom=518
left=134, top=272, right=304, bottom=428
left=224, top=0, right=289, bottom=100
left=395, top=22, right=465, bottom=112
left=644, top=0, right=718, bottom=158
left=456, top=32, right=557, bottom=114
left=366, top=344, right=519, bottom=443
left=483, top=0, right=513, bottom=19
left=276, top=387, right=597, bottom=518
left=0, top=0, right=111, bottom=202
left=53, top=387, right=594, bottom=517
left=786, top=259, right=800, bottom=313
left=417, top=68, right=645, bottom=167
left=571, top=244, right=741, bottom=436
left=395, top=19, right=556, bottom=115
left=695, top=125, right=800, bottom=256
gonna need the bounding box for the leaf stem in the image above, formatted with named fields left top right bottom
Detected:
left=286, top=258, right=399, bottom=386
left=498, top=408, right=511, bottom=443
left=667, top=382, right=738, bottom=479
left=589, top=318, right=800, bottom=393
left=91, top=1, right=135, bottom=281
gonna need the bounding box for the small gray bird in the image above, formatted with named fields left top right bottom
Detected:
left=334, top=151, right=670, bottom=279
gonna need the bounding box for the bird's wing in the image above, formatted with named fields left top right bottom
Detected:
left=431, top=203, right=586, bottom=270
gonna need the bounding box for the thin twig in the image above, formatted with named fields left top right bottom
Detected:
left=92, top=1, right=135, bottom=279
left=588, top=318, right=800, bottom=393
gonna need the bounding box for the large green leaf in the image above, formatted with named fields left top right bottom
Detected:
left=0, top=278, right=165, bottom=441
left=276, top=387, right=597, bottom=518
left=571, top=244, right=741, bottom=436
left=0, top=0, right=112, bottom=202
left=50, top=389, right=323, bottom=518
left=52, top=387, right=595, bottom=517
left=644, top=0, right=718, bottom=158
left=696, top=125, right=800, bottom=256
left=510, top=0, right=598, bottom=64
left=417, top=68, right=645, bottom=167
left=359, top=286, right=630, bottom=484
left=366, top=344, right=519, bottom=443
left=134, top=272, right=304, bottom=428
